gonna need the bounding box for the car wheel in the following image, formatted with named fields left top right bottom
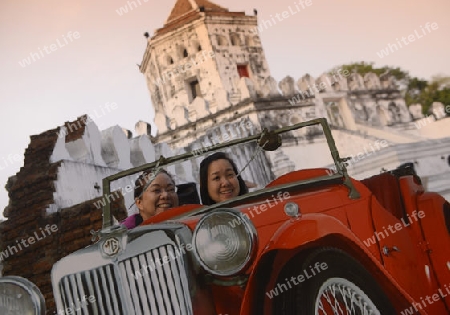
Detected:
left=272, top=248, right=396, bottom=315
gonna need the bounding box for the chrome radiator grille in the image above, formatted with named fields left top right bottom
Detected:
left=118, top=244, right=192, bottom=315
left=60, top=264, right=125, bottom=315
left=58, top=244, right=192, bottom=315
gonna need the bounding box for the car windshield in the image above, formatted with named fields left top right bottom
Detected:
left=101, top=119, right=354, bottom=229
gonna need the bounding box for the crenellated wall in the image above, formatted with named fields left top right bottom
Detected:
left=43, top=116, right=203, bottom=214
left=152, top=71, right=441, bottom=147
left=0, top=118, right=128, bottom=314
left=150, top=70, right=449, bottom=158
left=3, top=77, right=445, bottom=222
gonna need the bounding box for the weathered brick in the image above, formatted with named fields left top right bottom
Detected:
left=2, top=116, right=127, bottom=311
left=60, top=229, right=85, bottom=243
left=33, top=258, right=56, bottom=273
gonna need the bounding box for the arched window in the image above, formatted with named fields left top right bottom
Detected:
left=191, top=41, right=202, bottom=52
left=216, top=35, right=228, bottom=46
left=245, top=36, right=255, bottom=46
left=326, top=102, right=344, bottom=128
left=183, top=49, right=188, bottom=58
left=388, top=102, right=401, bottom=124
left=377, top=106, right=389, bottom=126
left=230, top=33, right=241, bottom=46
left=161, top=54, right=174, bottom=67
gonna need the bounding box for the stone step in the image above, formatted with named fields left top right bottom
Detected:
left=389, top=122, right=417, bottom=131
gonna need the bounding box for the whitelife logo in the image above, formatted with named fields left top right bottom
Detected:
left=326, top=140, right=389, bottom=176
left=53, top=295, right=97, bottom=315
left=192, top=119, right=254, bottom=157
left=0, top=224, right=58, bottom=262
left=229, top=191, right=291, bottom=228
left=288, top=68, right=351, bottom=105
left=0, top=154, right=22, bottom=172
left=414, top=105, right=450, bottom=129
left=376, top=22, right=438, bottom=58
left=152, top=50, right=215, bottom=87
left=18, top=31, right=81, bottom=68
left=363, top=210, right=425, bottom=247
left=116, top=0, right=149, bottom=16
left=401, top=282, right=450, bottom=314
left=56, top=102, right=119, bottom=139
left=131, top=242, right=194, bottom=280
left=250, top=0, right=313, bottom=35
left=266, top=262, right=328, bottom=298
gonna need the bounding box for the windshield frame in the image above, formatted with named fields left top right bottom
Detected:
left=101, top=118, right=360, bottom=229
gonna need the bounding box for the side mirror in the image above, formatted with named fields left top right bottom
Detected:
left=258, top=129, right=282, bottom=151
left=0, top=276, right=46, bottom=315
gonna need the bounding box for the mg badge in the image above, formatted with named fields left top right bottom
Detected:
left=102, top=237, right=120, bottom=256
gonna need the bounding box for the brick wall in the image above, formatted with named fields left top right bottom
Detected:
left=0, top=119, right=127, bottom=314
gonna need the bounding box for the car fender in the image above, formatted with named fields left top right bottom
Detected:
left=240, top=213, right=419, bottom=314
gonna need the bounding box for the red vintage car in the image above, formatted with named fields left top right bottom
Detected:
left=5, top=118, right=448, bottom=314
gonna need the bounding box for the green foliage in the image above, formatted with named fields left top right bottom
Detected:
left=406, top=80, right=450, bottom=114
left=431, top=75, right=450, bottom=89
left=331, top=62, right=409, bottom=82
left=333, top=62, right=449, bottom=115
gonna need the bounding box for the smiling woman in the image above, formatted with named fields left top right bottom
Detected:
left=199, top=152, right=248, bottom=205
left=122, top=168, right=179, bottom=229
left=136, top=169, right=179, bottom=217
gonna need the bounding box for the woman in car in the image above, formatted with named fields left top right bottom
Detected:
left=199, top=152, right=248, bottom=205
left=122, top=168, right=179, bottom=229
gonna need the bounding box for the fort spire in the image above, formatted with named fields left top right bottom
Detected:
left=165, top=0, right=228, bottom=24
left=140, top=0, right=272, bottom=145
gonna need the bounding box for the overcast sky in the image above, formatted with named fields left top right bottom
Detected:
left=1, top=0, right=449, bottom=219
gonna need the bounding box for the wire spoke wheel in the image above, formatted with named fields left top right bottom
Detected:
left=272, top=248, right=396, bottom=315
left=316, top=278, right=380, bottom=315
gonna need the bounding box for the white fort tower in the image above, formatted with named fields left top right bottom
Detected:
left=140, top=0, right=273, bottom=145
left=136, top=0, right=450, bottom=198
left=2, top=0, right=449, bottom=230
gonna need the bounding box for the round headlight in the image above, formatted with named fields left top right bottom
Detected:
left=0, top=276, right=46, bottom=315
left=193, top=210, right=257, bottom=276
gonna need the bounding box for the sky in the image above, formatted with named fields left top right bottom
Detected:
left=0, top=0, right=449, bottom=219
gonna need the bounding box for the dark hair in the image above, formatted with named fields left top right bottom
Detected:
left=199, top=152, right=248, bottom=205
left=134, top=168, right=175, bottom=200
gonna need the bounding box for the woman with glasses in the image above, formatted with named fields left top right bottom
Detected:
left=122, top=168, right=179, bottom=229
